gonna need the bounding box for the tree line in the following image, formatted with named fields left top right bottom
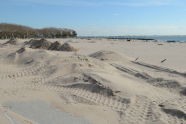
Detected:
left=0, top=23, right=77, bottom=39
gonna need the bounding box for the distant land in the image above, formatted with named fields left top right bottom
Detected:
left=0, top=23, right=77, bottom=39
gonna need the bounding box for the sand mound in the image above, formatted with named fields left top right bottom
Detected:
left=162, top=108, right=186, bottom=119
left=59, top=43, right=77, bottom=52
left=24, top=39, right=34, bottom=44
left=25, top=39, right=77, bottom=52
left=159, top=102, right=186, bottom=119
left=8, top=47, right=26, bottom=57
left=5, top=47, right=51, bottom=65
left=16, top=47, right=26, bottom=54
left=48, top=41, right=61, bottom=50
left=180, top=88, right=186, bottom=96
left=89, top=50, right=129, bottom=61
left=48, top=73, right=116, bottom=97
left=27, top=38, right=52, bottom=49
left=5, top=47, right=27, bottom=63
left=3, top=38, right=18, bottom=45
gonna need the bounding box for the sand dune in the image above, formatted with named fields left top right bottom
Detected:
left=0, top=38, right=185, bottom=124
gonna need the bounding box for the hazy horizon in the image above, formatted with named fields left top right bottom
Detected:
left=1, top=0, right=186, bottom=36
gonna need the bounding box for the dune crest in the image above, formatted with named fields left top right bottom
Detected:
left=3, top=38, right=18, bottom=45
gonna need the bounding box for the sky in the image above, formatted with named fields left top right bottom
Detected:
left=0, top=0, right=186, bottom=36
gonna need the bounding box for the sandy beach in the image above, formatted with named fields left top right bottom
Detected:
left=0, top=38, right=185, bottom=124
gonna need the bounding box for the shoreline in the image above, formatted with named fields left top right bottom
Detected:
left=1, top=36, right=186, bottom=43
left=77, top=36, right=186, bottom=42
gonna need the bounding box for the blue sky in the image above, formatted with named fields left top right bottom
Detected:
left=1, top=0, right=186, bottom=36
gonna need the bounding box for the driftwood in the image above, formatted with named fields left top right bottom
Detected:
left=161, top=59, right=167, bottom=63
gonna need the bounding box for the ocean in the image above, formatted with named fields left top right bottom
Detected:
left=112, top=35, right=186, bottom=42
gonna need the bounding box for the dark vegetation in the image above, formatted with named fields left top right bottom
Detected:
left=0, top=23, right=77, bottom=39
